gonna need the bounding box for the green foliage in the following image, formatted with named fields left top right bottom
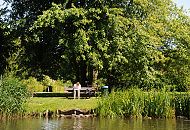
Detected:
left=29, top=1, right=190, bottom=91
left=0, top=76, right=29, bottom=117
left=95, top=78, right=106, bottom=89
left=62, top=80, right=73, bottom=88
left=1, top=0, right=190, bottom=91
left=173, top=92, right=190, bottom=118
left=22, top=76, right=65, bottom=92
left=42, top=75, right=64, bottom=92
left=52, top=80, right=65, bottom=92
left=0, top=18, right=13, bottom=76
left=22, top=77, right=45, bottom=92
left=42, top=75, right=53, bottom=86
left=96, top=89, right=177, bottom=118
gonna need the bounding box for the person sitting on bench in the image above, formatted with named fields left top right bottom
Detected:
left=73, top=82, right=81, bottom=99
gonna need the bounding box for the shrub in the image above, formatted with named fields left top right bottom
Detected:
left=22, top=76, right=67, bottom=93
left=0, top=76, right=29, bottom=117
left=62, top=80, right=73, bottom=88
left=51, top=80, right=65, bottom=92
left=22, top=77, right=45, bottom=92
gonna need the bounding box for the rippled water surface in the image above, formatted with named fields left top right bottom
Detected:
left=1, top=117, right=190, bottom=130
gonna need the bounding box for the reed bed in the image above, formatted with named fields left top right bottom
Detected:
left=0, top=76, right=29, bottom=118
left=173, top=92, right=190, bottom=118
left=96, top=89, right=190, bottom=118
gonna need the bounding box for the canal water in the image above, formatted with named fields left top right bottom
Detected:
left=0, top=117, right=190, bottom=130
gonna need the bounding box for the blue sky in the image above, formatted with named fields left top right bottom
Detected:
left=0, top=0, right=190, bottom=10
left=174, top=0, right=190, bottom=10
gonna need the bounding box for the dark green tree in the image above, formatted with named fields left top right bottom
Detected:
left=0, top=7, right=13, bottom=75
left=2, top=0, right=190, bottom=91
left=30, top=1, right=190, bottom=91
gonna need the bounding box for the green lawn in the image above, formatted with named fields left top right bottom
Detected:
left=26, top=97, right=99, bottom=113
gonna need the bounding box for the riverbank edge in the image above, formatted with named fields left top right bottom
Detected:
left=25, top=109, right=96, bottom=118
left=1, top=109, right=189, bottom=120
left=24, top=109, right=190, bottom=120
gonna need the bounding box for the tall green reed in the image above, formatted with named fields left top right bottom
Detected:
left=0, top=76, right=29, bottom=118
left=173, top=92, right=190, bottom=118
left=96, top=89, right=176, bottom=118
left=143, top=91, right=174, bottom=118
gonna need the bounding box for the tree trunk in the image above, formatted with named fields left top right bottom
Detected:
left=80, top=61, right=87, bottom=87
left=92, top=69, right=98, bottom=88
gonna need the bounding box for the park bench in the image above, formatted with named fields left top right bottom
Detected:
left=64, top=87, right=96, bottom=99
left=32, top=85, right=98, bottom=98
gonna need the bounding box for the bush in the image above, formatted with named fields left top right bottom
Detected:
left=42, top=75, right=64, bottom=92
left=51, top=80, right=65, bottom=92
left=62, top=80, right=73, bottom=88
left=22, top=77, right=45, bottom=92
left=0, top=76, right=29, bottom=117
left=23, top=76, right=66, bottom=93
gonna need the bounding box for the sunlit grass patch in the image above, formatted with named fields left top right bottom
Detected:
left=26, top=97, right=98, bottom=113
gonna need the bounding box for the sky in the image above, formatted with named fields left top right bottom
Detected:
left=173, top=0, right=190, bottom=10
left=0, top=0, right=190, bottom=10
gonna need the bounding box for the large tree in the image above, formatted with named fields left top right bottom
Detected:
left=30, top=0, right=190, bottom=90
left=0, top=8, right=12, bottom=75
left=3, top=0, right=190, bottom=91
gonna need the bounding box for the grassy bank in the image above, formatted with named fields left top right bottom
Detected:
left=26, top=97, right=98, bottom=113
left=26, top=90, right=190, bottom=119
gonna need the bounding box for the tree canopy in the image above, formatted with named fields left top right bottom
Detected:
left=1, top=0, right=190, bottom=91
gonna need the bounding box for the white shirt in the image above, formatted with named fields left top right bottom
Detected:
left=73, top=83, right=81, bottom=90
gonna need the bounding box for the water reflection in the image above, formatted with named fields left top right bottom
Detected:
left=41, top=118, right=61, bottom=130
left=0, top=117, right=190, bottom=130
left=73, top=118, right=82, bottom=130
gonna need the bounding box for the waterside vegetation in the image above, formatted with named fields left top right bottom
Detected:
left=0, top=76, right=29, bottom=118
left=1, top=79, right=190, bottom=119
left=96, top=89, right=190, bottom=119
left=0, top=0, right=190, bottom=119
left=24, top=90, right=190, bottom=119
